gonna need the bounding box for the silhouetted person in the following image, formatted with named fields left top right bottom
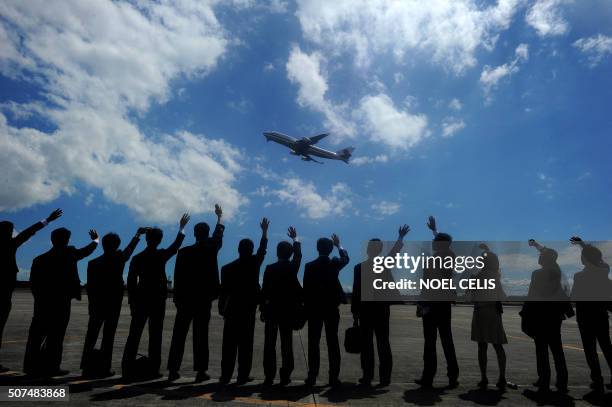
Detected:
left=261, top=226, right=302, bottom=386
left=570, top=236, right=612, bottom=393
left=218, top=217, right=268, bottom=385
left=80, top=227, right=146, bottom=378
left=304, top=233, right=349, bottom=387
left=0, top=209, right=62, bottom=372
left=122, top=214, right=190, bottom=378
left=167, top=205, right=224, bottom=383
left=352, top=225, right=409, bottom=387
left=24, top=227, right=98, bottom=376
left=470, top=244, right=516, bottom=390
left=415, top=216, right=459, bottom=389
left=521, top=239, right=572, bottom=393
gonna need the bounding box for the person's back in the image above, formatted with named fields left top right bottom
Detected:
left=304, top=254, right=348, bottom=314
left=129, top=248, right=171, bottom=303
left=87, top=252, right=128, bottom=301
left=31, top=246, right=83, bottom=302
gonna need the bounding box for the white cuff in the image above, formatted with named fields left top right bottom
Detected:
left=179, top=228, right=185, bottom=235
left=41, top=219, right=48, bottom=226
left=94, top=238, right=100, bottom=244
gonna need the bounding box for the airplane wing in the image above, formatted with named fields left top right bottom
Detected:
left=308, top=133, right=329, bottom=144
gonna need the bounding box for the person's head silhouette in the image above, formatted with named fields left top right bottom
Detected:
left=317, top=237, right=333, bottom=256
left=367, top=238, right=383, bottom=259
left=102, top=233, right=121, bottom=253
left=0, top=221, right=14, bottom=243
left=146, top=228, right=163, bottom=248
left=581, top=245, right=603, bottom=267
left=432, top=232, right=452, bottom=252
left=51, top=227, right=71, bottom=248
left=238, top=238, right=254, bottom=258
left=194, top=222, right=210, bottom=242
left=538, top=247, right=558, bottom=268
left=277, top=241, right=293, bottom=260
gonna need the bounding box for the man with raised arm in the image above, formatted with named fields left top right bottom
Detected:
left=415, top=216, right=459, bottom=389
left=261, top=226, right=302, bottom=386
left=218, top=217, right=268, bottom=385
left=352, top=224, right=410, bottom=387
left=569, top=236, right=612, bottom=393
left=303, top=233, right=349, bottom=387
left=168, top=205, right=225, bottom=383
left=81, top=227, right=147, bottom=378
left=24, top=226, right=99, bottom=376
left=122, top=213, right=190, bottom=379
left=0, top=208, right=62, bottom=372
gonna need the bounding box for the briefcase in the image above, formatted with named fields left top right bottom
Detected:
left=344, top=324, right=361, bottom=354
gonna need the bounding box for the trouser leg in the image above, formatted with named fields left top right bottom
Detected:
left=45, top=300, right=71, bottom=372
left=578, top=318, right=602, bottom=384
left=359, top=317, right=375, bottom=381
left=375, top=307, right=392, bottom=383
left=439, top=314, right=459, bottom=380
left=81, top=313, right=104, bottom=370
left=307, top=316, right=323, bottom=380
left=324, top=309, right=341, bottom=382
left=237, top=309, right=256, bottom=379
left=535, top=336, right=551, bottom=387
left=279, top=322, right=294, bottom=381
left=23, top=300, right=48, bottom=374
left=147, top=300, right=166, bottom=372
left=101, top=301, right=122, bottom=372
left=167, top=305, right=192, bottom=372
left=122, top=306, right=148, bottom=371
left=549, top=326, right=568, bottom=388
left=193, top=302, right=211, bottom=372
left=263, top=320, right=278, bottom=380
left=421, top=315, right=437, bottom=382
left=220, top=317, right=238, bottom=380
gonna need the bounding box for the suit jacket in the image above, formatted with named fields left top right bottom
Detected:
left=173, top=223, right=225, bottom=307
left=127, top=232, right=184, bottom=305
left=219, top=237, right=267, bottom=317
left=352, top=239, right=404, bottom=315
left=261, top=241, right=302, bottom=321
left=571, top=263, right=611, bottom=319
left=1, top=221, right=45, bottom=291
left=86, top=234, right=140, bottom=313
left=30, top=242, right=98, bottom=302
left=303, top=248, right=349, bottom=314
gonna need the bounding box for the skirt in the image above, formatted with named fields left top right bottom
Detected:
left=471, top=302, right=508, bottom=344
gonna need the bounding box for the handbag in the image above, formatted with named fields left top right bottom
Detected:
left=344, top=321, right=361, bottom=354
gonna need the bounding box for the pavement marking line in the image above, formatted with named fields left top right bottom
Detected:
left=296, top=329, right=318, bottom=407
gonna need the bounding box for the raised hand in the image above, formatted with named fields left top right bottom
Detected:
left=137, top=227, right=150, bottom=235
left=528, top=239, right=537, bottom=247
left=215, top=204, right=223, bottom=219
left=569, top=236, right=583, bottom=245
left=426, top=216, right=437, bottom=233
left=179, top=213, right=190, bottom=229
left=398, top=224, right=410, bottom=238
left=287, top=226, right=297, bottom=240
left=89, top=229, right=99, bottom=241
left=331, top=233, right=341, bottom=247
left=260, top=217, right=270, bottom=232
left=46, top=208, right=63, bottom=223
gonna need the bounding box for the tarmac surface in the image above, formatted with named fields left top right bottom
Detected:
left=1, top=290, right=611, bottom=406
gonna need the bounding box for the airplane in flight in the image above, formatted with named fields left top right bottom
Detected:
left=263, top=131, right=354, bottom=164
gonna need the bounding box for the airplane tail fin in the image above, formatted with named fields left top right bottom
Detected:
left=336, top=147, right=355, bottom=163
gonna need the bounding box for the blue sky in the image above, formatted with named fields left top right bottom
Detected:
left=1, top=0, right=611, bottom=289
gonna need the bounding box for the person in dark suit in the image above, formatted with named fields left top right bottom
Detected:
left=415, top=216, right=459, bottom=389
left=352, top=225, right=410, bottom=387
left=569, top=236, right=612, bottom=394
left=80, top=227, right=146, bottom=378
left=121, top=214, right=190, bottom=378
left=167, top=205, right=224, bottom=383
left=521, top=239, right=572, bottom=393
left=261, top=226, right=302, bottom=386
left=303, top=233, right=349, bottom=387
left=0, top=208, right=62, bottom=372
left=218, top=217, right=268, bottom=385
left=24, top=226, right=98, bottom=376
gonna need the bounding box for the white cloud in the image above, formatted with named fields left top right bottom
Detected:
left=371, top=201, right=401, bottom=216
left=272, top=178, right=352, bottom=219
left=448, top=98, right=463, bottom=111
left=480, top=43, right=529, bottom=101
left=351, top=154, right=389, bottom=166
left=295, top=0, right=523, bottom=73
left=286, top=45, right=356, bottom=138
left=441, top=118, right=466, bottom=138
left=358, top=94, right=429, bottom=150
left=573, top=34, right=612, bottom=67
left=0, top=0, right=247, bottom=222
left=526, top=0, right=571, bottom=37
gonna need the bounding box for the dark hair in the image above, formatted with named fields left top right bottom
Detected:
left=194, top=222, right=210, bottom=241
left=0, top=221, right=14, bottom=241
left=367, top=238, right=383, bottom=258
left=51, top=227, right=71, bottom=247
left=277, top=241, right=293, bottom=260
left=146, top=227, right=163, bottom=247
left=582, top=245, right=603, bottom=266
left=102, top=232, right=121, bottom=252
left=238, top=238, right=254, bottom=257
left=434, top=232, right=452, bottom=242
left=317, top=237, right=333, bottom=256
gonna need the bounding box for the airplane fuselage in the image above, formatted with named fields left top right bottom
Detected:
left=263, top=131, right=354, bottom=164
